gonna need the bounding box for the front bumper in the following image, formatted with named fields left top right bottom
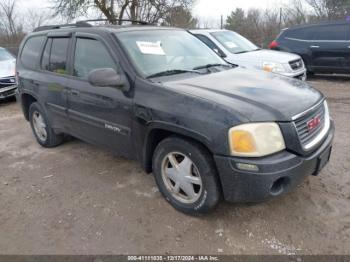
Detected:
left=214, top=120, right=334, bottom=202
left=280, top=69, right=307, bottom=81
left=0, top=85, right=17, bottom=100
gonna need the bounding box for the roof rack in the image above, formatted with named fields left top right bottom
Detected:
left=33, top=21, right=92, bottom=32
left=33, top=19, right=151, bottom=32
left=76, top=19, right=151, bottom=25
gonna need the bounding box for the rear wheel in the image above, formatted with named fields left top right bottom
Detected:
left=152, top=136, right=221, bottom=215
left=29, top=102, right=64, bottom=147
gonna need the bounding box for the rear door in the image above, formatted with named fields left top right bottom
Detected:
left=310, top=24, right=350, bottom=72
left=18, top=34, right=71, bottom=131
left=66, top=32, right=134, bottom=158
left=38, top=35, right=71, bottom=131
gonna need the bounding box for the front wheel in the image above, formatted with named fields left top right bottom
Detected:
left=152, top=137, right=221, bottom=215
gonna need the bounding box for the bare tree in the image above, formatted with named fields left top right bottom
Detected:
left=24, top=9, right=51, bottom=31
left=52, top=0, right=195, bottom=24
left=282, top=0, right=308, bottom=26
left=0, top=0, right=18, bottom=40
left=305, top=0, right=350, bottom=19
left=162, top=5, right=198, bottom=28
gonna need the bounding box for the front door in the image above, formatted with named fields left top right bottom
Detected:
left=66, top=33, right=134, bottom=158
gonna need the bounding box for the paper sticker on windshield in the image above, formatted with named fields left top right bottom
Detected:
left=224, top=41, right=237, bottom=48
left=136, top=41, right=165, bottom=55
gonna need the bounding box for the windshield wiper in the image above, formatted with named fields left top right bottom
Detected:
left=235, top=50, right=249, bottom=54
left=235, top=48, right=260, bottom=54
left=146, top=69, right=202, bottom=79
left=192, top=63, right=231, bottom=70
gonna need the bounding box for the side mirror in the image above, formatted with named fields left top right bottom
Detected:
left=88, top=68, right=129, bottom=91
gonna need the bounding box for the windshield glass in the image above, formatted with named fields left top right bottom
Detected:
left=0, top=48, right=14, bottom=61
left=116, top=30, right=227, bottom=77
left=211, top=31, right=258, bottom=54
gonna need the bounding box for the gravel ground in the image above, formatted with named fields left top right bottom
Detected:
left=0, top=76, right=349, bottom=255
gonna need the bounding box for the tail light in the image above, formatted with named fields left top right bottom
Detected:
left=269, top=41, right=279, bottom=49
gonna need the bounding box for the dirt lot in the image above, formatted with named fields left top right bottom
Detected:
left=0, top=75, right=349, bottom=255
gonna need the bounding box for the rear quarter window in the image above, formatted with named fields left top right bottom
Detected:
left=20, top=36, right=45, bottom=69
left=285, top=27, right=315, bottom=40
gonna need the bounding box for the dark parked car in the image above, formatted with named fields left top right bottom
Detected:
left=16, top=21, right=334, bottom=215
left=269, top=21, right=350, bottom=75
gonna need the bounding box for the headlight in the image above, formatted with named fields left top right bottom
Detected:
left=228, top=123, right=286, bottom=157
left=262, top=61, right=286, bottom=73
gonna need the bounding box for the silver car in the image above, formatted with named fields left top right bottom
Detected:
left=191, top=29, right=307, bottom=80
left=0, top=47, right=17, bottom=100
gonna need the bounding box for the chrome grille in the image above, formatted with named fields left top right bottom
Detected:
left=0, top=76, right=16, bottom=89
left=289, top=59, right=303, bottom=71
left=294, top=103, right=326, bottom=148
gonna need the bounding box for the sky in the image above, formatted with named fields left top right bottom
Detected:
left=193, top=0, right=287, bottom=18
left=18, top=0, right=290, bottom=27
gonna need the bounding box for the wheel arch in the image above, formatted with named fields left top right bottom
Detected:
left=142, top=122, right=214, bottom=174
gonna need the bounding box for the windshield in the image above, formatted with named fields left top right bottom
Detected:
left=211, top=31, right=259, bottom=54
left=116, top=30, right=227, bottom=77
left=0, top=48, right=14, bottom=62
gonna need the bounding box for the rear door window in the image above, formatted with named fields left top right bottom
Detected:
left=49, top=38, right=69, bottom=74
left=73, top=38, right=116, bottom=79
left=41, top=38, right=52, bottom=71
left=21, top=36, right=45, bottom=69
left=313, top=24, right=349, bottom=41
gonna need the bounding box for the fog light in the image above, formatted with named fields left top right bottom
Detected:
left=236, top=163, right=259, bottom=172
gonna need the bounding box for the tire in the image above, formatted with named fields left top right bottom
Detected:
left=152, top=136, right=221, bottom=215
left=29, top=102, right=64, bottom=147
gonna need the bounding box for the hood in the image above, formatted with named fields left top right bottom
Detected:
left=0, top=59, right=16, bottom=78
left=230, top=49, right=301, bottom=64
left=161, top=68, right=323, bottom=122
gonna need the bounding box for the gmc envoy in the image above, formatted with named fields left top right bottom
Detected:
left=16, top=21, right=334, bottom=215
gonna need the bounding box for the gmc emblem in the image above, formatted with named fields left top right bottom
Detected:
left=307, top=115, right=321, bottom=132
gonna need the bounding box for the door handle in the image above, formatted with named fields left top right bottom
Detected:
left=310, top=45, right=320, bottom=48
left=69, top=90, right=80, bottom=96
left=29, top=79, right=40, bottom=86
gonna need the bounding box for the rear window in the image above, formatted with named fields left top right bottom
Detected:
left=20, top=36, right=45, bottom=69
left=313, top=24, right=349, bottom=41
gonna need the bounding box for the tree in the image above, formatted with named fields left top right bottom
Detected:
left=24, top=9, right=51, bottom=32
left=224, top=8, right=246, bottom=34
left=52, top=0, right=195, bottom=24
left=305, top=0, right=350, bottom=20
left=162, top=5, right=198, bottom=28
left=0, top=0, right=18, bottom=39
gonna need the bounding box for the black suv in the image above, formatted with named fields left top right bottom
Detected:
left=16, top=21, right=334, bottom=215
left=270, top=21, right=350, bottom=75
